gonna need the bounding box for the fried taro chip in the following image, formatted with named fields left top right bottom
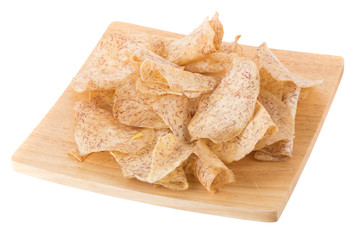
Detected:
left=147, top=133, right=195, bottom=183
left=72, top=63, right=134, bottom=92
left=184, top=35, right=245, bottom=74
left=113, top=73, right=167, bottom=129
left=255, top=85, right=301, bottom=160
left=136, top=77, right=183, bottom=96
left=282, top=84, right=301, bottom=117
left=89, top=89, right=115, bottom=106
left=165, top=12, right=224, bottom=65
left=155, top=166, right=189, bottom=190
left=255, top=42, right=323, bottom=91
left=188, top=58, right=260, bottom=143
left=153, top=95, right=191, bottom=141
left=130, top=47, right=181, bottom=69
left=74, top=102, right=154, bottom=155
left=209, top=101, right=277, bottom=163
left=188, top=94, right=205, bottom=117
left=110, top=132, right=191, bottom=190
left=112, top=148, right=188, bottom=190
left=253, top=151, right=289, bottom=161
left=140, top=59, right=217, bottom=92
left=110, top=138, right=156, bottom=181
left=71, top=33, right=138, bottom=92
left=183, top=91, right=203, bottom=98
left=255, top=90, right=295, bottom=149
left=188, top=140, right=235, bottom=193
left=71, top=33, right=178, bottom=92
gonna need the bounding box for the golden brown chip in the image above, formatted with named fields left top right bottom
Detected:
left=188, top=140, right=235, bottom=193
left=140, top=59, right=217, bottom=92
left=89, top=89, right=115, bottom=106
left=74, top=101, right=154, bottom=155
left=209, top=101, right=277, bottom=163
left=255, top=42, right=323, bottom=89
left=184, top=35, right=245, bottom=74
left=113, top=73, right=167, bottom=129
left=188, top=58, right=260, bottom=143
left=255, top=90, right=295, bottom=149
left=147, top=133, right=195, bottom=183
left=165, top=12, right=223, bottom=65
left=152, top=95, right=191, bottom=141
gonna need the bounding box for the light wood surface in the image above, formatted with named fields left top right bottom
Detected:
left=11, top=22, right=344, bottom=222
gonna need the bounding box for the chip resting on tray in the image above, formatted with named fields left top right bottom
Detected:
left=69, top=12, right=322, bottom=193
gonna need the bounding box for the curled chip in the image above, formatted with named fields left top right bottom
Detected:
left=188, top=140, right=235, bottom=193
left=188, top=58, right=260, bottom=143
left=253, top=151, right=289, bottom=161
left=140, top=58, right=218, bottom=92
left=255, top=90, right=295, bottom=149
left=71, top=33, right=178, bottom=92
left=110, top=138, right=156, bottom=182
left=184, top=35, right=245, bottom=74
left=255, top=42, right=323, bottom=89
left=71, top=33, right=135, bottom=92
left=188, top=94, right=204, bottom=117
left=165, top=12, right=223, bottom=65
left=136, top=77, right=183, bottom=96
left=152, top=95, right=191, bottom=141
left=147, top=133, right=194, bottom=183
left=74, top=101, right=154, bottom=155
left=113, top=73, right=167, bottom=129
left=72, top=63, right=134, bottom=92
left=209, top=101, right=277, bottom=163
left=110, top=132, right=192, bottom=190
left=155, top=166, right=189, bottom=190
left=130, top=47, right=181, bottom=69
left=255, top=84, right=301, bottom=160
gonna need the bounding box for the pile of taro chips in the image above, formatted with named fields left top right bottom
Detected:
left=69, top=13, right=322, bottom=192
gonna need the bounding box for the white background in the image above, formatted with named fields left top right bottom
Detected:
left=1, top=0, right=359, bottom=239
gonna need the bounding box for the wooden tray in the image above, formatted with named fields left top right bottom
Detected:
left=12, top=22, right=344, bottom=222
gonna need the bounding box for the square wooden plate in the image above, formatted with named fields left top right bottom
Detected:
left=12, top=22, right=344, bottom=222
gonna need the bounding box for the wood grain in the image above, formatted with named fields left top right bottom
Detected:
left=11, top=22, right=344, bottom=222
